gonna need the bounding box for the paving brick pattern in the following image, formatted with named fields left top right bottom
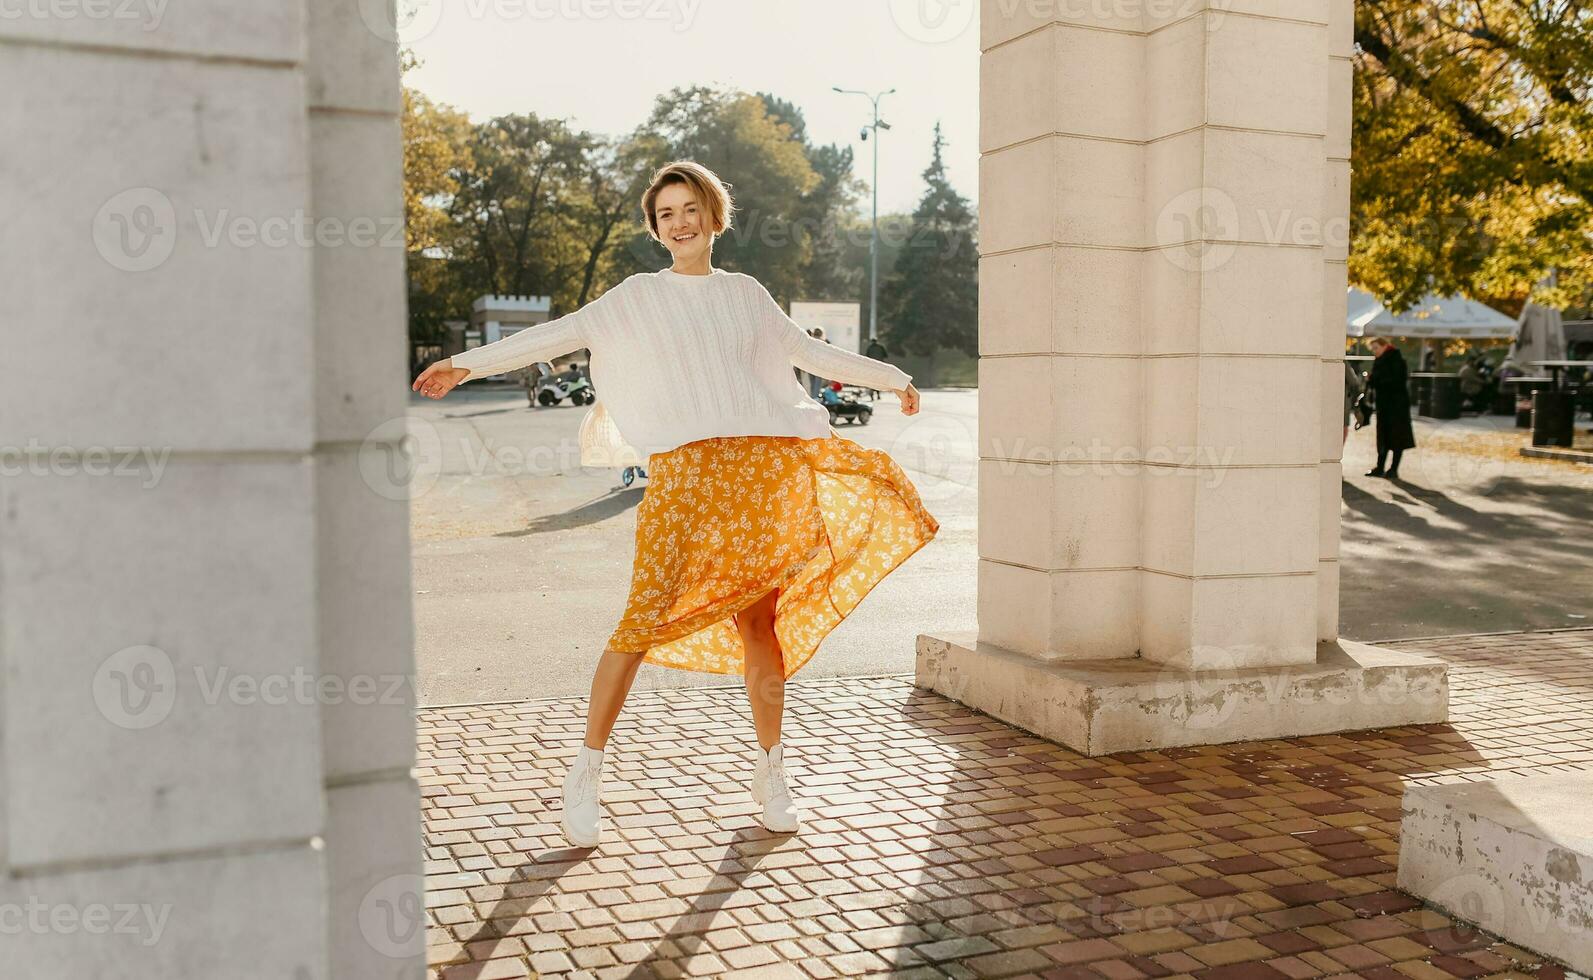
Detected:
left=417, top=629, right=1593, bottom=979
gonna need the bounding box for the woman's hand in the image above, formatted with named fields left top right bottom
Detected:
left=413, top=358, right=471, bottom=399
left=897, top=383, right=921, bottom=415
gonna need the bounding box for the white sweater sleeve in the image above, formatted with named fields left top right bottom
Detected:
left=752, top=279, right=912, bottom=392
left=449, top=282, right=624, bottom=382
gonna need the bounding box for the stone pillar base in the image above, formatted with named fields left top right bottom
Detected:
left=914, top=633, right=1448, bottom=756
left=1398, top=776, right=1593, bottom=975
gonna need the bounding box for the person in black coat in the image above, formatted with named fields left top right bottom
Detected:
left=1365, top=337, right=1416, bottom=479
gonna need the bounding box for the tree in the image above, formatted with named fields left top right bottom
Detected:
left=878, top=123, right=978, bottom=361
left=759, top=94, right=868, bottom=303
left=448, top=113, right=591, bottom=301
left=400, top=69, right=474, bottom=347
left=1352, top=0, right=1593, bottom=313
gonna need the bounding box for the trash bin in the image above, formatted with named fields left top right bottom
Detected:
left=1411, top=375, right=1433, bottom=416
left=1531, top=390, right=1575, bottom=447
left=1510, top=378, right=1550, bottom=428
left=1490, top=386, right=1515, bottom=416
left=1429, top=375, right=1462, bottom=419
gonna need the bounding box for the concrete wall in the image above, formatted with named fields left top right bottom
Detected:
left=0, top=1, right=423, bottom=976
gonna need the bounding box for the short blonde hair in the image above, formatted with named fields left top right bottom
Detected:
left=641, top=161, right=734, bottom=241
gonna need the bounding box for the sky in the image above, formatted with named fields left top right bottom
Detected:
left=397, top=0, right=981, bottom=217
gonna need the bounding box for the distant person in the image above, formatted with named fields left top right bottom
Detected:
left=1419, top=342, right=1437, bottom=372
left=864, top=338, right=889, bottom=401
left=1343, top=359, right=1364, bottom=445
left=1457, top=356, right=1490, bottom=412
left=1366, top=337, right=1416, bottom=479
left=804, top=327, right=830, bottom=398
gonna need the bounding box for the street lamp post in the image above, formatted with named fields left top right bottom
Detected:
left=832, top=86, right=894, bottom=344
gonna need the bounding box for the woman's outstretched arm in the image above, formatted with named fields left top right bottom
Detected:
left=751, top=279, right=913, bottom=394
left=414, top=280, right=629, bottom=399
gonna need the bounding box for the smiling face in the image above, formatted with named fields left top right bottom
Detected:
left=652, top=181, right=714, bottom=264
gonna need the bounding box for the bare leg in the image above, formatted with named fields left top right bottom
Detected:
left=736, top=588, right=785, bottom=750
left=582, top=647, right=647, bottom=750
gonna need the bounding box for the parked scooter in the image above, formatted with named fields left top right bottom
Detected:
left=532, top=363, right=595, bottom=406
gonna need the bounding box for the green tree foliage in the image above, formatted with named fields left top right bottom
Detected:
left=1353, top=0, right=1593, bottom=313
left=399, top=80, right=975, bottom=352
left=877, top=123, right=978, bottom=359
left=400, top=78, right=473, bottom=346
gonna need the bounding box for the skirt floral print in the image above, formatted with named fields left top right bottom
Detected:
left=605, top=432, right=939, bottom=679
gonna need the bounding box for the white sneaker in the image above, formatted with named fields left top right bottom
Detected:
left=560, top=745, right=605, bottom=847
left=750, top=742, right=801, bottom=833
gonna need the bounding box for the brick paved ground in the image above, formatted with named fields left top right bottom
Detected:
left=417, top=628, right=1593, bottom=980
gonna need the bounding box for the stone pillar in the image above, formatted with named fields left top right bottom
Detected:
left=917, top=0, right=1447, bottom=755
left=1319, top=0, right=1354, bottom=642
left=0, top=2, right=422, bottom=976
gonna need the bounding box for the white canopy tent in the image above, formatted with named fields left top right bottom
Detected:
left=1346, top=288, right=1517, bottom=339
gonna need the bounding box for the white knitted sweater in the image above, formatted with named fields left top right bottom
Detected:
left=449, top=268, right=913, bottom=463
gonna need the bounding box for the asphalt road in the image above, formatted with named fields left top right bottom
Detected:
left=409, top=389, right=1592, bottom=705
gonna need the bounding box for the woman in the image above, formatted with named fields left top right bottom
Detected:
left=1365, top=337, right=1416, bottom=478
left=412, top=161, right=938, bottom=846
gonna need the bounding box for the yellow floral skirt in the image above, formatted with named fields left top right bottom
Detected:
left=605, top=433, right=939, bottom=679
